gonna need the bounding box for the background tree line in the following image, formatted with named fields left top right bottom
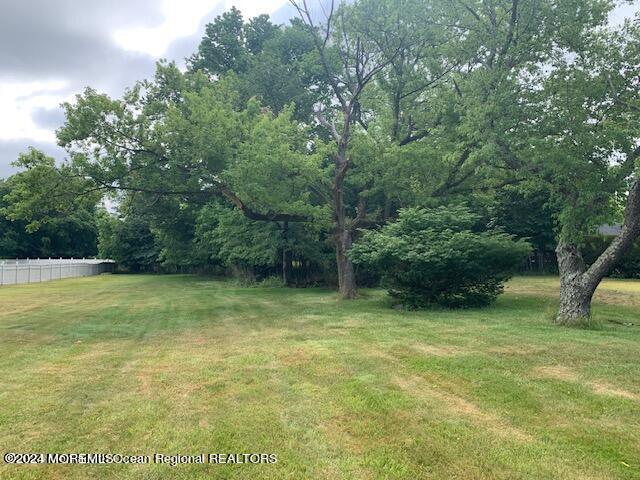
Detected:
left=1, top=0, right=639, bottom=325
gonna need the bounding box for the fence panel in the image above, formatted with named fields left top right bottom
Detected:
left=0, top=259, right=115, bottom=286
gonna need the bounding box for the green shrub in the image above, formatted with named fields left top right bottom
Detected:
left=350, top=206, right=531, bottom=308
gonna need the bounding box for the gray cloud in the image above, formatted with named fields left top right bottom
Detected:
left=10, top=0, right=634, bottom=182
left=31, top=107, right=66, bottom=131
left=0, top=1, right=162, bottom=84
left=0, top=139, right=66, bottom=179
left=164, top=5, right=225, bottom=67
left=271, top=0, right=346, bottom=25
left=0, top=1, right=237, bottom=175
left=0, top=1, right=243, bottom=175
left=0, top=1, right=166, bottom=174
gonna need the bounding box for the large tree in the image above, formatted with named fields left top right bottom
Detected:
left=56, top=63, right=330, bottom=278
left=57, top=64, right=326, bottom=223
left=537, top=15, right=640, bottom=324
left=291, top=0, right=422, bottom=297
left=423, top=0, right=638, bottom=324
left=366, top=0, right=634, bottom=324
left=0, top=148, right=100, bottom=258
left=188, top=7, right=280, bottom=76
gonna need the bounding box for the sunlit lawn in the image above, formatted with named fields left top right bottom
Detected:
left=0, top=275, right=639, bottom=479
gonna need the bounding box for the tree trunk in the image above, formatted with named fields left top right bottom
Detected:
left=537, top=250, right=544, bottom=272
left=281, top=221, right=289, bottom=286
left=556, top=242, right=594, bottom=325
left=335, top=226, right=357, bottom=298
left=555, top=178, right=640, bottom=326
left=282, top=250, right=288, bottom=286
left=333, top=154, right=357, bottom=299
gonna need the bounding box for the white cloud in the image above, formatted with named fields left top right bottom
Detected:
left=0, top=80, right=71, bottom=143
left=2, top=0, right=634, bottom=165
left=225, top=0, right=289, bottom=18
left=113, top=0, right=287, bottom=57
left=0, top=0, right=289, bottom=175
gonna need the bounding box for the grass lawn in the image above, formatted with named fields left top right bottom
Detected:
left=0, top=275, right=639, bottom=479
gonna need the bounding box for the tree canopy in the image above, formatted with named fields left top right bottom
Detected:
left=2, top=0, right=639, bottom=325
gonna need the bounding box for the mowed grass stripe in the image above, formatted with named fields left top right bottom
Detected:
left=0, top=275, right=639, bottom=479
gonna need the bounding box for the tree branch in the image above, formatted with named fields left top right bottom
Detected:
left=584, top=174, right=640, bottom=289
left=314, top=109, right=341, bottom=142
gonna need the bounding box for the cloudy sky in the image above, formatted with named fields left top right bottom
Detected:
left=0, top=0, right=302, bottom=178
left=0, top=1, right=638, bottom=179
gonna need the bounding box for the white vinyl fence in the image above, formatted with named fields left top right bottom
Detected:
left=0, top=258, right=115, bottom=286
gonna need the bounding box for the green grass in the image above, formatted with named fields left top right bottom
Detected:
left=0, top=275, right=639, bottom=479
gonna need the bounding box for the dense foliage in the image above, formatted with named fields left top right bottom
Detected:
left=0, top=149, right=99, bottom=259
left=350, top=206, right=531, bottom=308
left=1, top=1, right=639, bottom=321
left=195, top=202, right=332, bottom=283
left=97, top=210, right=160, bottom=273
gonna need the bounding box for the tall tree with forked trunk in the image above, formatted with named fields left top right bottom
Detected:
left=290, top=0, right=414, bottom=298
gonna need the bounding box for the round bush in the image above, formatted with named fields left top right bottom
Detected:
left=350, top=206, right=531, bottom=308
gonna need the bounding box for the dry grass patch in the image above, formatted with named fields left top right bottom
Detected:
left=588, top=381, right=639, bottom=401
left=487, top=345, right=548, bottom=356
left=410, top=343, right=472, bottom=357
left=532, top=365, right=579, bottom=382
left=533, top=366, right=639, bottom=401
left=318, top=414, right=368, bottom=455
left=394, top=375, right=531, bottom=442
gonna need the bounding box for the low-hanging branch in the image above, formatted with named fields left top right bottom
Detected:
left=78, top=173, right=312, bottom=224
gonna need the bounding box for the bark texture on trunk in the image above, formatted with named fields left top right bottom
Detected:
left=335, top=227, right=357, bottom=298
left=333, top=154, right=357, bottom=299
left=556, top=242, right=595, bottom=325
left=555, top=179, right=640, bottom=325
